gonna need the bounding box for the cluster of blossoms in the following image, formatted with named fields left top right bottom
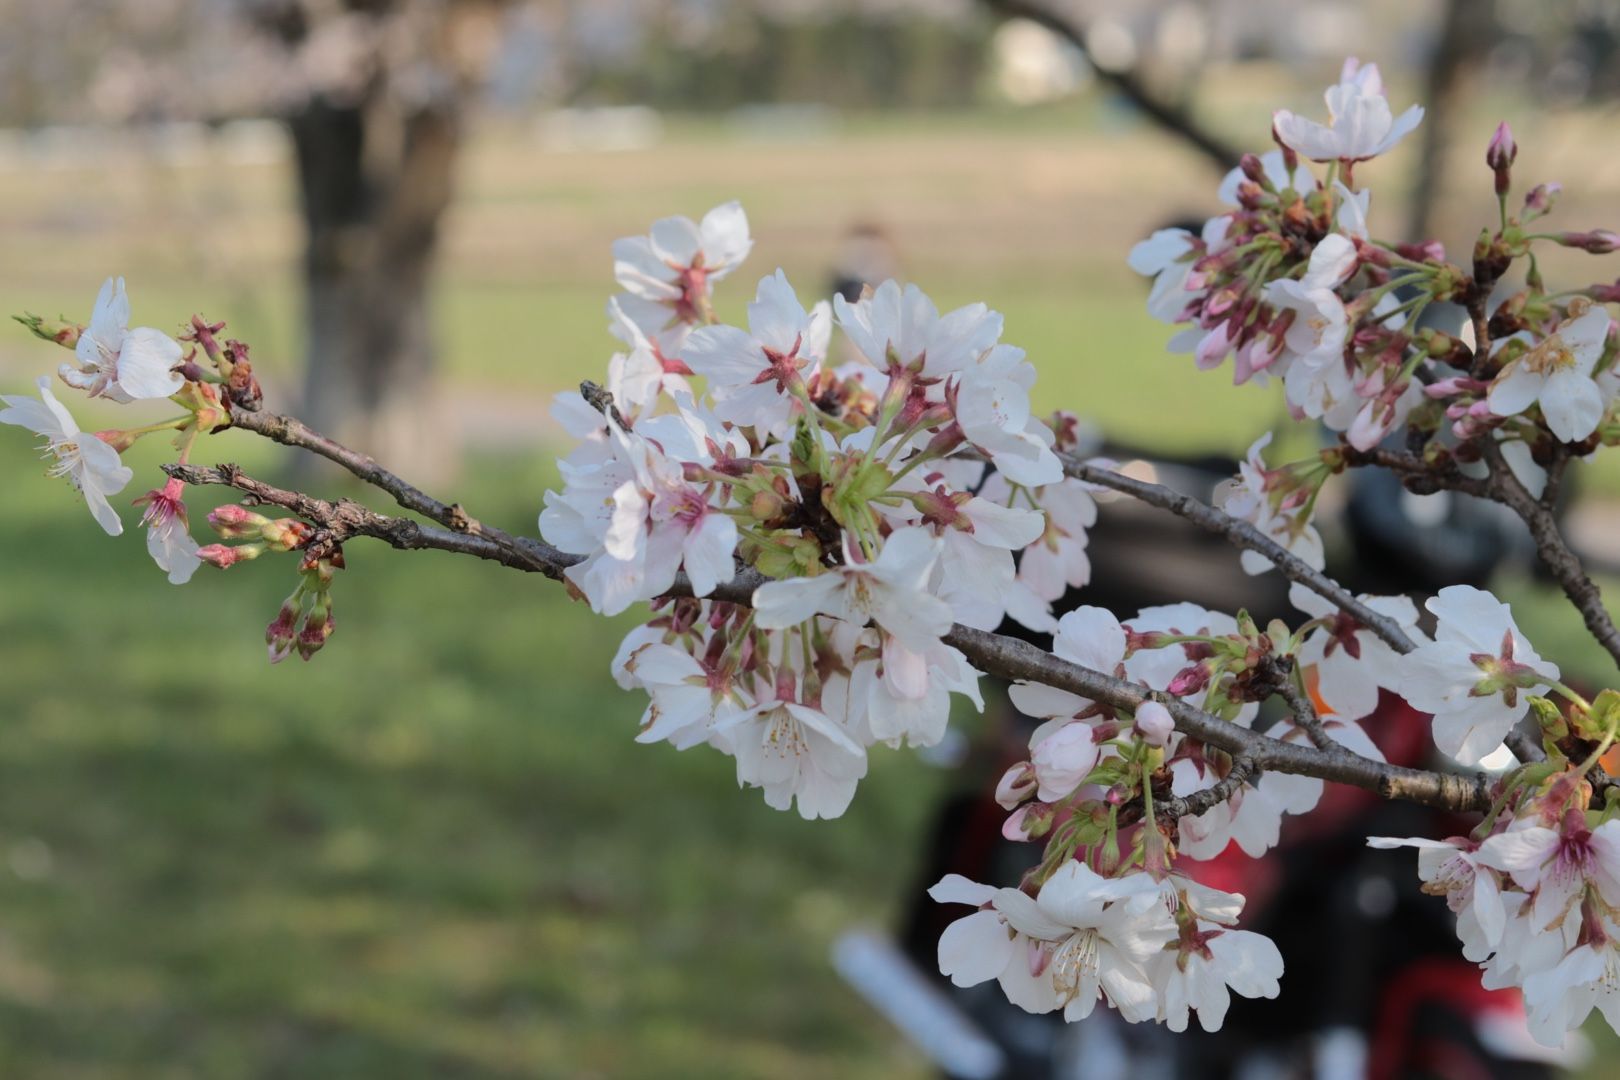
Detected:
left=543, top=200, right=1099, bottom=818
left=12, top=54, right=1620, bottom=1051
left=4, top=286, right=343, bottom=659
left=1372, top=702, right=1620, bottom=1046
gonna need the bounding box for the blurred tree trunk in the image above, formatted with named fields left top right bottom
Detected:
left=288, top=96, right=460, bottom=484
left=1405, top=0, right=1495, bottom=244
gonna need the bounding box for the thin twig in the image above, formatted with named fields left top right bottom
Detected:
left=976, top=0, right=1242, bottom=172
left=1276, top=674, right=1332, bottom=751
left=1048, top=449, right=1420, bottom=655
left=1159, top=755, right=1260, bottom=821
left=1478, top=438, right=1620, bottom=669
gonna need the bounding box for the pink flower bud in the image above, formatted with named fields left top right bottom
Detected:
left=1487, top=122, right=1516, bottom=195
left=1001, top=806, right=1033, bottom=842
left=1165, top=663, right=1212, bottom=697
left=1239, top=152, right=1266, bottom=186
left=1524, top=182, right=1561, bottom=216
left=1134, top=701, right=1175, bottom=747
left=995, top=762, right=1037, bottom=810
left=197, top=542, right=262, bottom=568
left=93, top=429, right=140, bottom=453
left=209, top=504, right=269, bottom=539
left=266, top=602, right=299, bottom=664
left=1558, top=230, right=1620, bottom=254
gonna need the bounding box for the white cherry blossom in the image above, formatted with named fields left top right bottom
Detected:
left=752, top=526, right=953, bottom=651
left=1487, top=306, right=1613, bottom=443
left=613, top=200, right=752, bottom=321
left=833, top=279, right=1001, bottom=379
left=1478, top=814, right=1620, bottom=933
left=58, top=277, right=185, bottom=402
left=134, top=477, right=201, bottom=585
left=1273, top=58, right=1424, bottom=164
left=1218, top=434, right=1324, bottom=575
left=1290, top=582, right=1420, bottom=721
left=1002, top=862, right=1177, bottom=1023
left=955, top=344, right=1063, bottom=486
left=679, top=270, right=828, bottom=432
left=1396, top=586, right=1557, bottom=765
left=721, top=696, right=867, bottom=820
left=1153, top=922, right=1284, bottom=1033
left=0, top=376, right=133, bottom=535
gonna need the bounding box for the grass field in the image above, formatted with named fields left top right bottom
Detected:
left=6, top=95, right=1620, bottom=1076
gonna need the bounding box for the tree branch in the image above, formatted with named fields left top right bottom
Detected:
left=170, top=451, right=1492, bottom=814
left=1479, top=438, right=1620, bottom=669
left=976, top=0, right=1242, bottom=172
left=1275, top=672, right=1332, bottom=751
left=1049, top=450, right=1420, bottom=655
left=1158, top=754, right=1259, bottom=821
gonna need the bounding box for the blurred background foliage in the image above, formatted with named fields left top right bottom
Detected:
left=6, top=0, right=1620, bottom=1075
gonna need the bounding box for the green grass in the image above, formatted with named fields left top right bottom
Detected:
left=0, top=438, right=950, bottom=1079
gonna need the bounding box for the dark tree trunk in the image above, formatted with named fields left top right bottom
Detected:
left=287, top=95, right=460, bottom=484
left=1405, top=0, right=1495, bottom=244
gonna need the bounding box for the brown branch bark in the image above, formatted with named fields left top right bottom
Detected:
left=169, top=444, right=1494, bottom=815
left=1049, top=450, right=1420, bottom=655
left=1479, top=438, right=1620, bottom=669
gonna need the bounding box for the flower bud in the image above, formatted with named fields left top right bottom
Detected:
left=1486, top=122, right=1516, bottom=196
left=1558, top=230, right=1620, bottom=254
left=12, top=312, right=82, bottom=348
left=1166, top=662, right=1212, bottom=697
left=1239, top=152, right=1267, bottom=187
left=266, top=601, right=300, bottom=664
left=260, top=518, right=312, bottom=551
left=749, top=487, right=787, bottom=522
left=995, top=762, right=1037, bottom=810
left=1523, top=182, right=1561, bottom=218
left=1134, top=701, right=1175, bottom=747
left=92, top=429, right=141, bottom=453
left=209, top=504, right=269, bottom=538
left=1003, top=801, right=1056, bottom=842
left=297, top=605, right=335, bottom=661
left=197, top=542, right=262, bottom=569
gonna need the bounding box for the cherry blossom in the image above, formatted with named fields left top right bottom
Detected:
left=1003, top=862, right=1177, bottom=1022
left=1396, top=586, right=1558, bottom=765
left=930, top=874, right=1060, bottom=1014
left=752, top=526, right=953, bottom=651
left=1487, top=305, right=1613, bottom=442
left=133, top=477, right=201, bottom=585
left=679, top=270, right=827, bottom=432
left=1291, top=583, right=1419, bottom=721
left=0, top=376, right=133, bottom=535
left=1273, top=58, right=1424, bottom=164
left=1008, top=605, right=1126, bottom=722
left=954, top=345, right=1064, bottom=486
left=613, top=201, right=752, bottom=328
left=19, top=55, right=1620, bottom=1050
left=1153, top=920, right=1284, bottom=1033
left=1217, top=434, right=1324, bottom=575
left=58, top=277, right=185, bottom=402
left=833, top=279, right=1002, bottom=379
left=721, top=695, right=867, bottom=820
left=1478, top=812, right=1620, bottom=932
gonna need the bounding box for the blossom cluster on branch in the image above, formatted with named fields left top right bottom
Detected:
left=9, top=55, right=1620, bottom=1045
